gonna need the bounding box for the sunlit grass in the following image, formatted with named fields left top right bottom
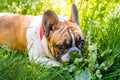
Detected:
left=0, top=0, right=120, bottom=80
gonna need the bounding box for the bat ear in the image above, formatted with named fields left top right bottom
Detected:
left=69, top=4, right=80, bottom=26
left=42, top=10, right=59, bottom=37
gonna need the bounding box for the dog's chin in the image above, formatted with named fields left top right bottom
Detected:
left=60, top=53, right=71, bottom=62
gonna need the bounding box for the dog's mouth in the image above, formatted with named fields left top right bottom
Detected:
left=55, top=47, right=82, bottom=62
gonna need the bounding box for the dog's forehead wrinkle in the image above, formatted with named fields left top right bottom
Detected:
left=59, top=26, right=67, bottom=32
left=68, top=29, right=76, bottom=47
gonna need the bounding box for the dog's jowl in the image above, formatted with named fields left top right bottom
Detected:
left=0, top=4, right=84, bottom=67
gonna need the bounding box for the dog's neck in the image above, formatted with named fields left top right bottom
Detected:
left=41, top=36, right=55, bottom=59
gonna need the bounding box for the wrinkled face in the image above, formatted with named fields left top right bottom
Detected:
left=42, top=4, right=84, bottom=62
left=48, top=21, right=84, bottom=62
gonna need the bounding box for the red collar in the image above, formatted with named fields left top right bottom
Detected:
left=39, top=25, right=43, bottom=40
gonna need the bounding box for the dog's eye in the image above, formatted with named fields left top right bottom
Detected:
left=57, top=45, right=64, bottom=52
left=80, top=40, right=84, bottom=48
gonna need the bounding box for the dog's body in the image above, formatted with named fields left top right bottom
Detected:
left=0, top=14, right=66, bottom=66
left=0, top=4, right=84, bottom=67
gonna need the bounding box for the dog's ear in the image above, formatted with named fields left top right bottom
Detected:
left=69, top=4, right=80, bottom=26
left=42, top=10, right=59, bottom=37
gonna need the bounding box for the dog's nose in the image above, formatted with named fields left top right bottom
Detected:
left=70, top=49, right=79, bottom=53
left=68, top=47, right=82, bottom=55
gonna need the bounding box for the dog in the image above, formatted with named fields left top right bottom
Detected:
left=0, top=4, right=84, bottom=67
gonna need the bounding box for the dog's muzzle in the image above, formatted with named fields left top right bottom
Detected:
left=56, top=47, right=82, bottom=62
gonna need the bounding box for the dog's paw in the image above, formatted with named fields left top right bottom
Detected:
left=41, top=60, right=61, bottom=67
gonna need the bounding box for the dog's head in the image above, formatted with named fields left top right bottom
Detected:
left=42, top=4, right=84, bottom=62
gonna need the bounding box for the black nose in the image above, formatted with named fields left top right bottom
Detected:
left=70, top=49, right=79, bottom=53
left=68, top=47, right=82, bottom=54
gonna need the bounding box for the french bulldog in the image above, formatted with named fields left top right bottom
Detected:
left=0, top=4, right=84, bottom=67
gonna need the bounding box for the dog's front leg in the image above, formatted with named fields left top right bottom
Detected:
left=27, top=41, right=61, bottom=67
left=31, top=56, right=61, bottom=67
left=28, top=50, right=61, bottom=67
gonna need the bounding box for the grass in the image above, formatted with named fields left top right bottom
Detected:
left=0, top=46, right=72, bottom=80
left=0, top=0, right=120, bottom=80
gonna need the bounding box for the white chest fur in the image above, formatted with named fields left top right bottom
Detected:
left=26, top=16, right=67, bottom=67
